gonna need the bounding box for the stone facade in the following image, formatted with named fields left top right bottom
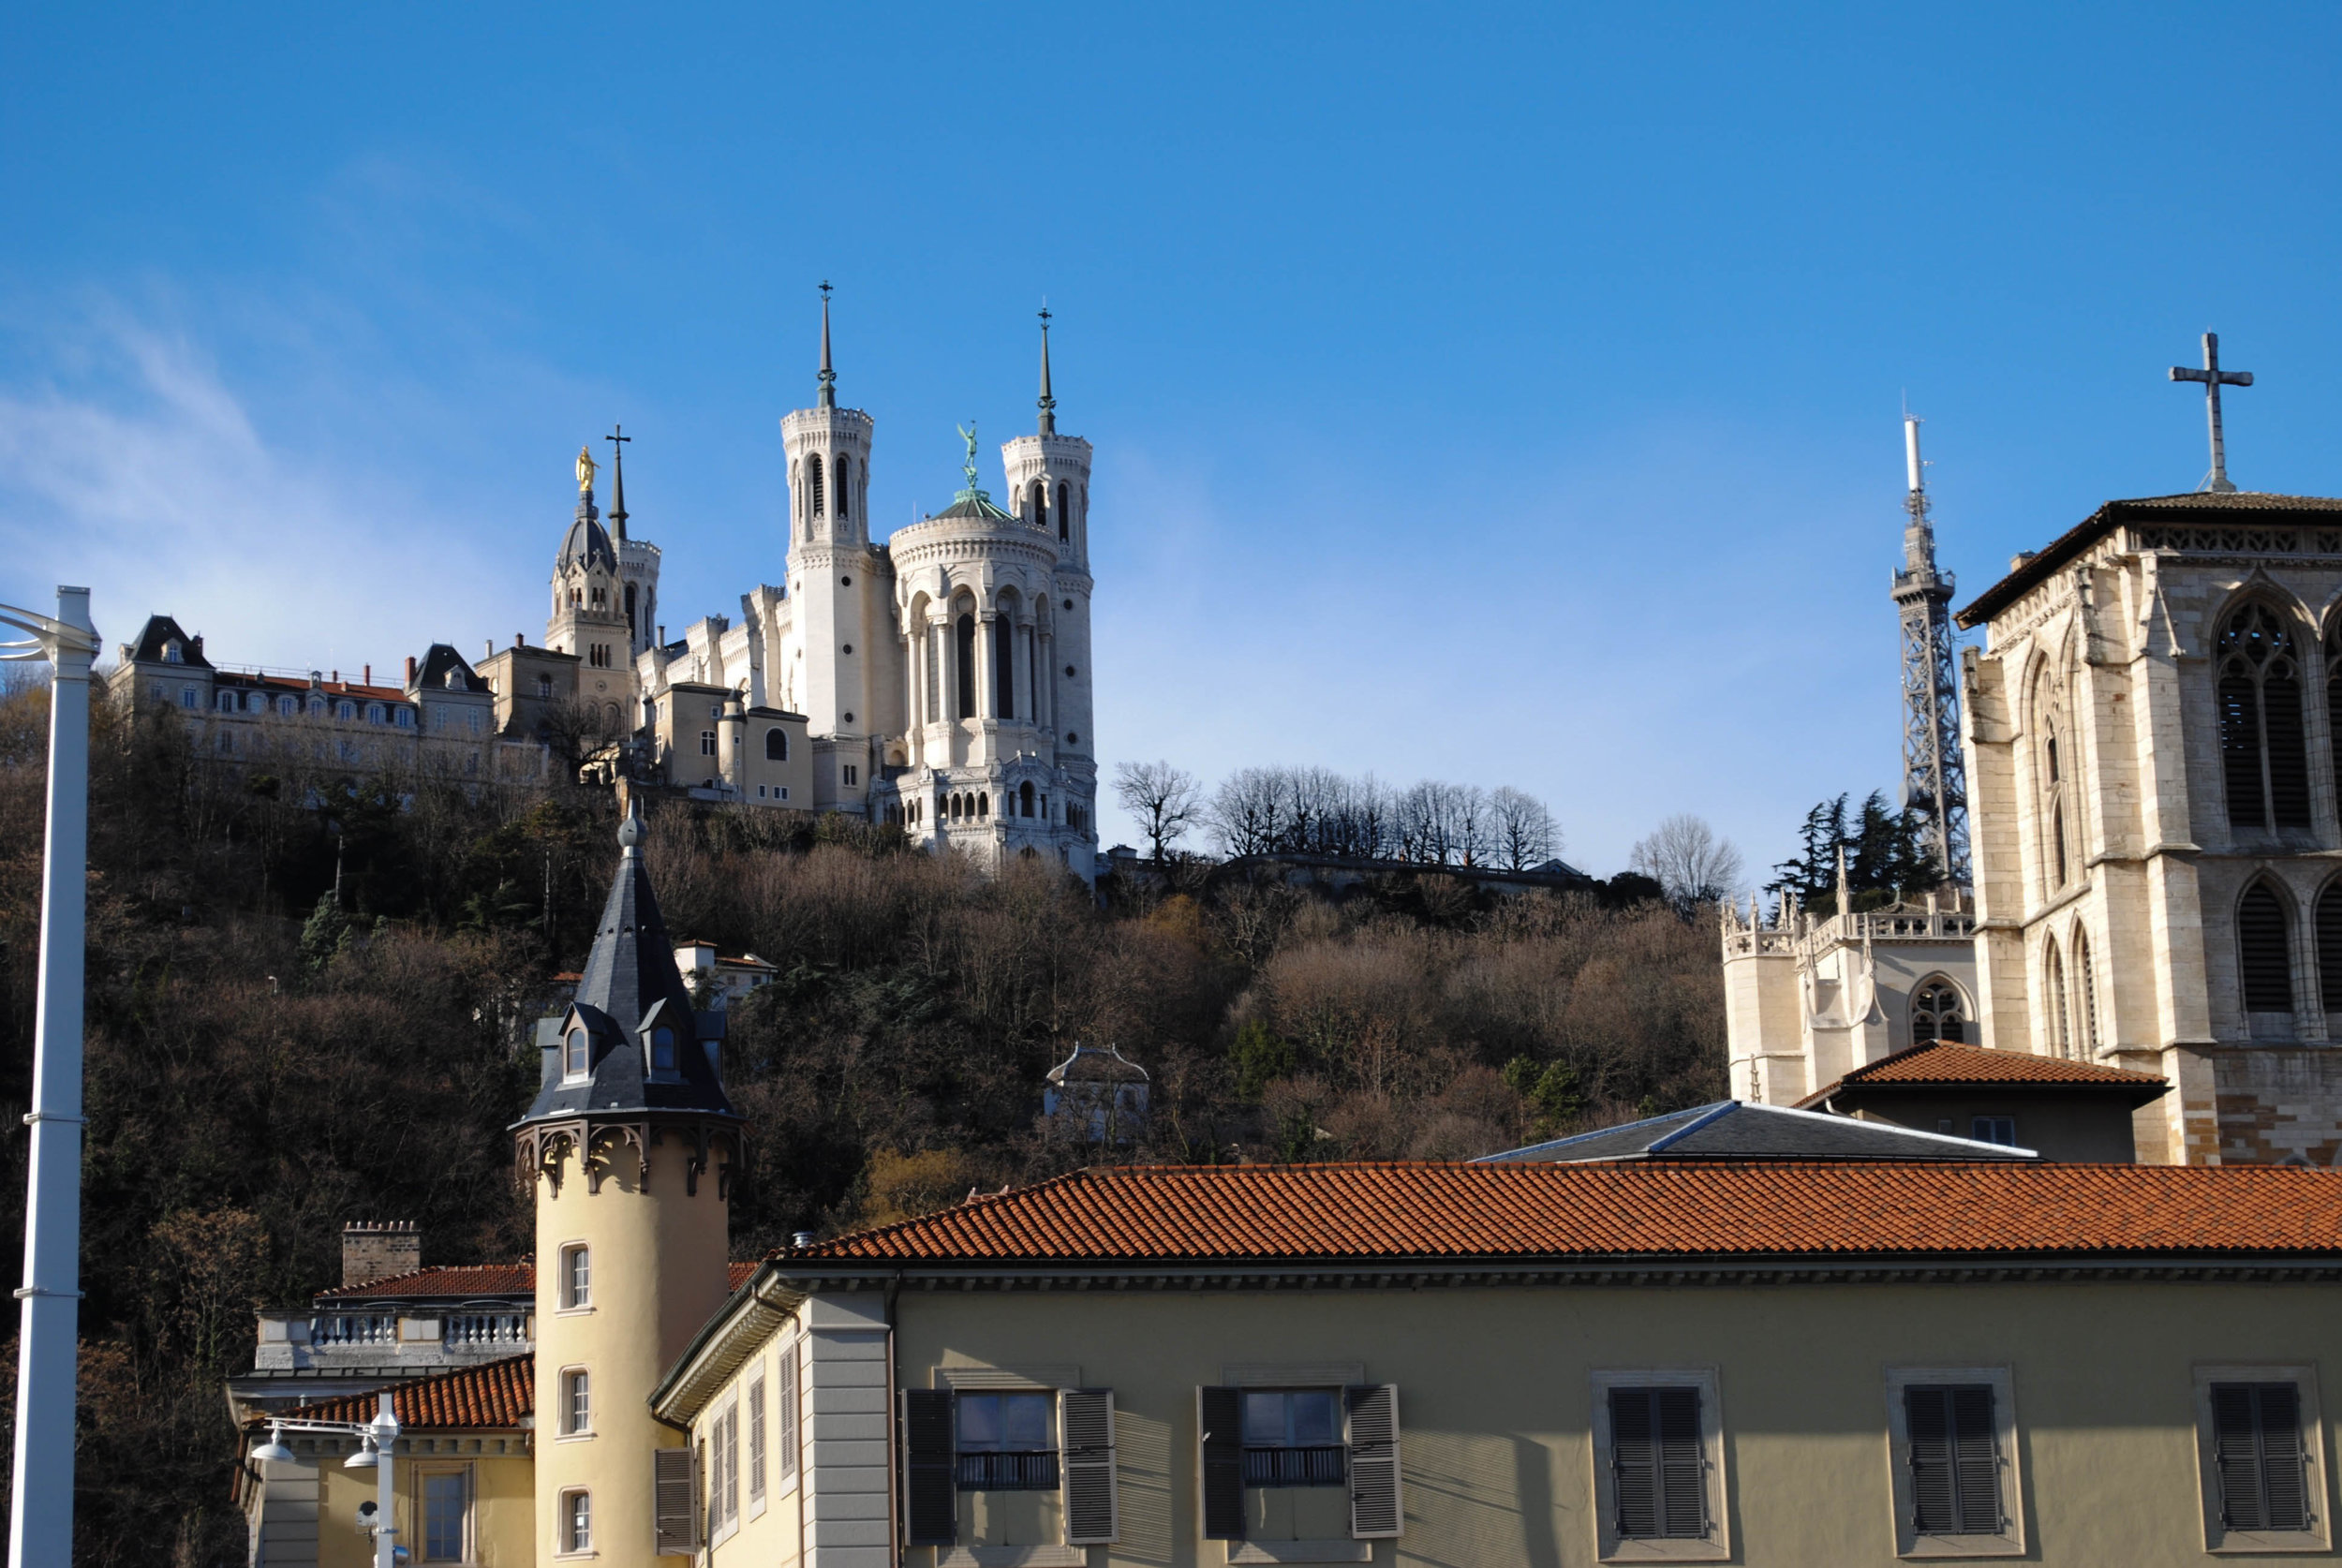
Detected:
left=633, top=306, right=1101, bottom=878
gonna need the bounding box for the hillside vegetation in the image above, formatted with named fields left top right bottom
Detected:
left=0, top=677, right=1724, bottom=1563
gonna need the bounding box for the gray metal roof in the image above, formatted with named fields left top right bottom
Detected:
left=514, top=803, right=737, bottom=1124
left=1474, top=1101, right=2038, bottom=1164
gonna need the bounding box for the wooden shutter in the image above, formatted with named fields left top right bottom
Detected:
left=1346, top=1383, right=1403, bottom=1539
left=902, top=1388, right=957, bottom=1546
left=1060, top=1388, right=1119, bottom=1545
left=653, top=1446, right=699, bottom=1556
left=1654, top=1387, right=1705, bottom=1538
left=1905, top=1384, right=1999, bottom=1536
left=1609, top=1388, right=1659, bottom=1538
left=1949, top=1387, right=1999, bottom=1534
left=1198, top=1386, right=1245, bottom=1541
left=2215, top=1382, right=2309, bottom=1533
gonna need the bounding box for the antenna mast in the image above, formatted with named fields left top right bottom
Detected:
left=1892, top=414, right=1971, bottom=884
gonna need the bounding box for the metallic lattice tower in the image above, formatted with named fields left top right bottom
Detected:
left=1891, top=415, right=1971, bottom=884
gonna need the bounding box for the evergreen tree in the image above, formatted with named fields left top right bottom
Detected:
left=1766, top=790, right=1945, bottom=913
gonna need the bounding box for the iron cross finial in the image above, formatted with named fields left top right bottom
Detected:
left=2170, top=332, right=2255, bottom=494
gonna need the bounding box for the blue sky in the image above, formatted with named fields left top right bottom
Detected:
left=5, top=3, right=2339, bottom=876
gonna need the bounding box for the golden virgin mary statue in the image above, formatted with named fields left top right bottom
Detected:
left=574, top=443, right=598, bottom=496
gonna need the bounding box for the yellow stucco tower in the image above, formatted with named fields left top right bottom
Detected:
left=513, top=798, right=743, bottom=1564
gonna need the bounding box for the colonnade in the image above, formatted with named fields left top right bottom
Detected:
left=900, top=599, right=1054, bottom=768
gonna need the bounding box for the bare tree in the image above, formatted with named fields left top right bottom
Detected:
left=1629, top=813, right=1745, bottom=906
left=1208, top=766, right=1285, bottom=856
left=1489, top=787, right=1558, bottom=870
left=1113, top=760, right=1203, bottom=863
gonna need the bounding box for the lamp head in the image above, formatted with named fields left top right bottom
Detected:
left=343, top=1439, right=379, bottom=1471
left=250, top=1424, right=296, bottom=1465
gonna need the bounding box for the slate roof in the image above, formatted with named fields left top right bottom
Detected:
left=125, top=614, right=211, bottom=668
left=259, top=1354, right=533, bottom=1430
left=414, top=643, right=490, bottom=695
left=778, top=1161, right=2342, bottom=1264
left=1801, top=1043, right=2170, bottom=1107
left=1474, top=1100, right=2035, bottom=1163
left=315, top=1265, right=533, bottom=1302
left=1958, top=492, right=2342, bottom=628
left=558, top=500, right=618, bottom=575
left=515, top=802, right=737, bottom=1124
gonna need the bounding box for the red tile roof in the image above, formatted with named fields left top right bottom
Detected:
left=781, top=1161, right=2342, bottom=1265
left=317, top=1265, right=533, bottom=1300
left=1802, top=1043, right=2167, bottom=1102
left=318, top=1259, right=757, bottom=1300
left=263, top=1354, right=532, bottom=1430
left=729, top=1260, right=756, bottom=1291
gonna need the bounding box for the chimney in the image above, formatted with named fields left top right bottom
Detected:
left=405, top=656, right=417, bottom=686
left=342, top=1220, right=421, bottom=1287
left=516, top=633, right=526, bottom=647
left=363, top=663, right=371, bottom=687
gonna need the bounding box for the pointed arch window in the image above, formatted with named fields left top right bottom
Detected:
left=836, top=454, right=852, bottom=521
left=1030, top=480, right=1048, bottom=531
left=994, top=613, right=1015, bottom=719
left=2218, top=605, right=2312, bottom=829
left=2074, top=932, right=2099, bottom=1056
left=2240, top=880, right=2296, bottom=1015
left=956, top=614, right=976, bottom=718
left=1911, top=980, right=1966, bottom=1044
left=808, top=452, right=825, bottom=519
left=1058, top=481, right=1070, bottom=542
left=2044, top=938, right=2070, bottom=1058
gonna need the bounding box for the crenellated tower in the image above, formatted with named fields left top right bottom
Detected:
left=605, top=425, right=663, bottom=661
left=1000, top=308, right=1097, bottom=781
left=513, top=798, right=742, bottom=1563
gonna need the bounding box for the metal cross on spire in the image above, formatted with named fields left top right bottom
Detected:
left=1037, top=303, right=1056, bottom=436
left=604, top=423, right=631, bottom=540
left=2169, top=331, right=2253, bottom=494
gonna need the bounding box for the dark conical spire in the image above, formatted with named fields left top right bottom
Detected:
left=817, top=281, right=837, bottom=410
left=605, top=424, right=631, bottom=543
left=514, top=795, right=736, bottom=1124
left=1037, top=304, right=1057, bottom=436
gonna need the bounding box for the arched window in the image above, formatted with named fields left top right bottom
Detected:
left=765, top=729, right=787, bottom=762
left=2044, top=938, right=2070, bottom=1058
left=994, top=613, right=1015, bottom=719
left=2319, top=883, right=2342, bottom=1013
left=277, top=695, right=298, bottom=717
left=978, top=792, right=989, bottom=819
left=1030, top=480, right=1047, bottom=530
left=1020, top=780, right=1035, bottom=818
left=2050, top=804, right=2068, bottom=888
left=956, top=614, right=976, bottom=718
left=808, top=452, right=825, bottom=518
left=335, top=700, right=356, bottom=720
left=624, top=583, right=637, bottom=635
left=2074, top=932, right=2099, bottom=1056
left=215, top=689, right=238, bottom=713
left=1058, top=482, right=1070, bottom=542
left=565, top=1027, right=589, bottom=1076
left=837, top=454, right=852, bottom=520
left=1911, top=980, right=1965, bottom=1044
left=2239, top=880, right=2295, bottom=1014
left=2218, top=604, right=2312, bottom=829
left=949, top=794, right=962, bottom=821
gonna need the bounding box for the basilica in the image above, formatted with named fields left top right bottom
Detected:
left=519, top=296, right=1103, bottom=880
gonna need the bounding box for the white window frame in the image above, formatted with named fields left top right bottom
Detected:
left=709, top=1394, right=741, bottom=1546
left=558, top=1243, right=591, bottom=1312
left=556, top=1487, right=592, bottom=1558
left=558, top=1365, right=592, bottom=1440
left=748, top=1363, right=768, bottom=1517
left=415, top=1461, right=474, bottom=1564
left=1881, top=1366, right=2023, bottom=1558
left=777, top=1335, right=801, bottom=1490
left=2193, top=1363, right=2330, bottom=1554
left=1589, top=1368, right=1728, bottom=1563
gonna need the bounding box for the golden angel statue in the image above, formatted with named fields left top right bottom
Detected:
left=574, top=443, right=598, bottom=496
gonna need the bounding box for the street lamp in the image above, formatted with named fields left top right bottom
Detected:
left=3, top=588, right=97, bottom=1568
left=249, top=1394, right=405, bottom=1568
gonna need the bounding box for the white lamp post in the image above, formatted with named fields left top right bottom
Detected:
left=3, top=587, right=97, bottom=1568
left=250, top=1393, right=404, bottom=1568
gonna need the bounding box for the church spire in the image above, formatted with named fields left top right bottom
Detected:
left=1037, top=304, right=1057, bottom=436
left=604, top=424, right=631, bottom=543
left=817, top=281, right=837, bottom=410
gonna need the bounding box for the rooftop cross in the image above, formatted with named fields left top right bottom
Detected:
left=604, top=423, right=631, bottom=540
left=2169, top=331, right=2254, bottom=494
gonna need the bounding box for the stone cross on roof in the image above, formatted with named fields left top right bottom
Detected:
left=2169, top=331, right=2253, bottom=494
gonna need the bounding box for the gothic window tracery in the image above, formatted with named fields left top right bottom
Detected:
left=2218, top=604, right=2312, bottom=830
left=2073, top=931, right=2099, bottom=1056
left=2034, top=671, right=2074, bottom=894
left=2239, top=880, right=2296, bottom=1015
left=2044, top=938, right=2070, bottom=1058
left=1910, top=980, right=1966, bottom=1045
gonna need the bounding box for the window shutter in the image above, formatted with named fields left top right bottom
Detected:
left=1060, top=1388, right=1119, bottom=1545
left=902, top=1388, right=957, bottom=1546
left=1654, top=1387, right=1705, bottom=1539
left=2259, top=1384, right=2309, bottom=1531
left=653, top=1446, right=699, bottom=1556
left=1905, top=1387, right=1956, bottom=1534
left=1949, top=1387, right=2000, bottom=1534
left=2215, top=1382, right=2309, bottom=1533
left=1198, top=1386, right=1245, bottom=1541
left=1609, top=1388, right=1659, bottom=1538
left=1346, top=1383, right=1403, bottom=1539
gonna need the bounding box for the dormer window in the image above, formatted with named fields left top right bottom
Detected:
left=163, top=640, right=184, bottom=663
left=445, top=669, right=463, bottom=689
left=649, top=1026, right=676, bottom=1072
left=565, top=1027, right=589, bottom=1077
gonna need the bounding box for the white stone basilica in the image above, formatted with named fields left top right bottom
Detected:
left=621, top=299, right=1101, bottom=880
